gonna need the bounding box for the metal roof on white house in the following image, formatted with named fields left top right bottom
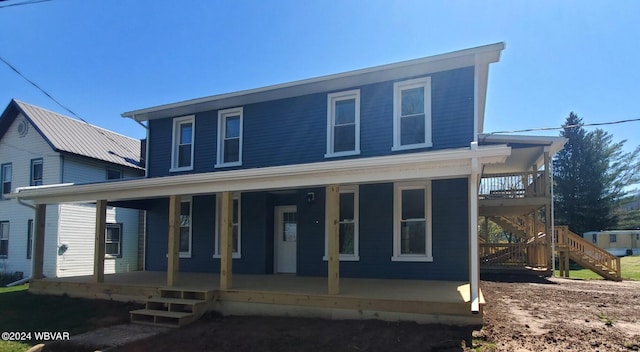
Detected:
left=5, top=100, right=143, bottom=170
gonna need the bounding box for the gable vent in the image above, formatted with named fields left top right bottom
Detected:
left=16, top=119, right=29, bottom=137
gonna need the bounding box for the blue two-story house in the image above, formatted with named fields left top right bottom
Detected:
left=12, top=42, right=535, bottom=325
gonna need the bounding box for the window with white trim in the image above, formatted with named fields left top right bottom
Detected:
left=30, top=158, right=43, bottom=186
left=216, top=108, right=243, bottom=168
left=180, top=198, right=192, bottom=257
left=325, top=90, right=360, bottom=157
left=392, top=77, right=432, bottom=150
left=0, top=221, right=8, bottom=258
left=324, top=185, right=359, bottom=261
left=1, top=163, right=11, bottom=199
left=105, top=223, right=122, bottom=258
left=214, top=193, right=241, bottom=258
left=609, top=234, right=617, bottom=243
left=392, top=181, right=432, bottom=261
left=27, top=219, right=33, bottom=259
left=170, top=116, right=195, bottom=171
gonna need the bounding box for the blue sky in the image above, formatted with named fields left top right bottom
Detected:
left=1, top=0, right=639, bottom=155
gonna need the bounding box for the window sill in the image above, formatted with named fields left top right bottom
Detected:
left=169, top=166, right=193, bottom=173
left=165, top=253, right=192, bottom=258
left=212, top=253, right=242, bottom=259
left=324, top=150, right=360, bottom=159
left=105, top=255, right=121, bottom=259
left=322, top=255, right=360, bottom=261
left=391, top=142, right=432, bottom=152
left=215, top=162, right=242, bottom=169
left=391, top=255, right=433, bottom=262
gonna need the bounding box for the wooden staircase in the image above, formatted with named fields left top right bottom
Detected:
left=556, top=226, right=622, bottom=281
left=130, top=288, right=216, bottom=327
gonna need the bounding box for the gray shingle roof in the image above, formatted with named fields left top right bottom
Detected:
left=14, top=100, right=143, bottom=170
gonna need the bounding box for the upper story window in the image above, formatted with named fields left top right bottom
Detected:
left=30, top=158, right=43, bottom=186
left=170, top=115, right=195, bottom=172
left=1, top=163, right=11, bottom=200
left=324, top=185, right=359, bottom=261
left=392, top=77, right=432, bottom=151
left=106, top=168, right=123, bottom=180
left=214, top=193, right=241, bottom=258
left=392, top=181, right=433, bottom=262
left=216, top=107, right=243, bottom=168
left=325, top=90, right=360, bottom=158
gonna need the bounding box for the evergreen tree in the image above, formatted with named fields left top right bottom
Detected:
left=553, top=113, right=640, bottom=234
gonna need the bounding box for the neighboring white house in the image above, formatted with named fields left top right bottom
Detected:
left=0, top=99, right=144, bottom=279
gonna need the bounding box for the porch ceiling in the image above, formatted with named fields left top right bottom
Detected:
left=10, top=145, right=511, bottom=204
left=479, top=134, right=567, bottom=174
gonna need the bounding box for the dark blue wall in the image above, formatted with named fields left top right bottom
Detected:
left=145, top=179, right=469, bottom=281
left=147, top=66, right=474, bottom=177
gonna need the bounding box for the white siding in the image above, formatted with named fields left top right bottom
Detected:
left=0, top=114, right=60, bottom=277
left=57, top=203, right=139, bottom=277
left=62, top=155, right=141, bottom=184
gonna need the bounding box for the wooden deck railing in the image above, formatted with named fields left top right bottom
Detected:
left=480, top=241, right=547, bottom=268
left=479, top=171, right=546, bottom=200
left=555, top=226, right=621, bottom=280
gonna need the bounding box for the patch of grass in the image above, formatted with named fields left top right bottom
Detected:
left=554, top=256, right=640, bottom=280
left=0, top=340, right=32, bottom=352
left=0, top=284, right=29, bottom=294
left=472, top=338, right=497, bottom=351
left=597, top=313, right=615, bottom=326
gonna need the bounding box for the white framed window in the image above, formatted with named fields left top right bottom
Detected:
left=392, top=181, right=433, bottom=262
left=1, top=163, right=11, bottom=200
left=609, top=234, right=617, bottom=243
left=105, top=223, right=122, bottom=258
left=180, top=197, right=192, bottom=258
left=0, top=221, right=8, bottom=258
left=27, top=219, right=33, bottom=259
left=325, top=90, right=360, bottom=158
left=213, top=193, right=241, bottom=258
left=106, top=168, right=123, bottom=180
left=392, top=77, right=432, bottom=151
left=323, top=185, right=359, bottom=261
left=170, top=115, right=195, bottom=172
left=30, top=158, right=43, bottom=186
left=216, top=107, right=243, bottom=168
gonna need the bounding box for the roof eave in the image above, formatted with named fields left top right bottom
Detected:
left=122, top=42, right=505, bottom=122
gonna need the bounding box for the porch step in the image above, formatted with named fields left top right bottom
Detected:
left=130, top=288, right=216, bottom=327
left=130, top=309, right=197, bottom=328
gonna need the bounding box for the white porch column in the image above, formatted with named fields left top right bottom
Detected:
left=94, top=199, right=107, bottom=283
left=32, top=204, right=46, bottom=280
left=326, top=184, right=340, bottom=295
left=469, top=147, right=480, bottom=313
left=220, top=191, right=233, bottom=290
left=167, top=195, right=181, bottom=287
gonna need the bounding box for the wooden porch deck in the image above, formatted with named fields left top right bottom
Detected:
left=29, top=271, right=484, bottom=326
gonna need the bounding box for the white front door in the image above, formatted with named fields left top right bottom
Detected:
left=275, top=206, right=297, bottom=274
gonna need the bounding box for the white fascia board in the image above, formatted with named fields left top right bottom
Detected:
left=479, top=134, right=567, bottom=155
left=11, top=145, right=511, bottom=204
left=122, top=43, right=505, bottom=122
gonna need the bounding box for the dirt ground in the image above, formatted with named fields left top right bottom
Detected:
left=101, top=277, right=640, bottom=352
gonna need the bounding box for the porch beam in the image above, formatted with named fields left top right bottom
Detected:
left=93, top=200, right=107, bottom=283
left=220, top=192, right=234, bottom=290
left=32, top=204, right=46, bottom=280
left=326, top=184, right=340, bottom=295
left=167, top=195, right=181, bottom=287
left=543, top=149, right=552, bottom=269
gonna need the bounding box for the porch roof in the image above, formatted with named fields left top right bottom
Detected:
left=478, top=134, right=566, bottom=174
left=10, top=144, right=510, bottom=204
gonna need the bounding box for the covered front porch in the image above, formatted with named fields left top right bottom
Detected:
left=29, top=271, right=484, bottom=325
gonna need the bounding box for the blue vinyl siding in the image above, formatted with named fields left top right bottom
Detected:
left=147, top=67, right=474, bottom=177
left=145, top=180, right=469, bottom=280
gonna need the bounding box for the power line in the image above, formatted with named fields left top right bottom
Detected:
left=486, top=118, right=640, bottom=135
left=0, top=0, right=53, bottom=9
left=0, top=54, right=139, bottom=159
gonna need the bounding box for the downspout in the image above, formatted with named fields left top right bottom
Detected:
left=123, top=116, right=149, bottom=178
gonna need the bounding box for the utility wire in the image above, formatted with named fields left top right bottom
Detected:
left=0, top=0, right=52, bottom=9
left=486, top=118, right=640, bottom=135
left=0, top=54, right=139, bottom=160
